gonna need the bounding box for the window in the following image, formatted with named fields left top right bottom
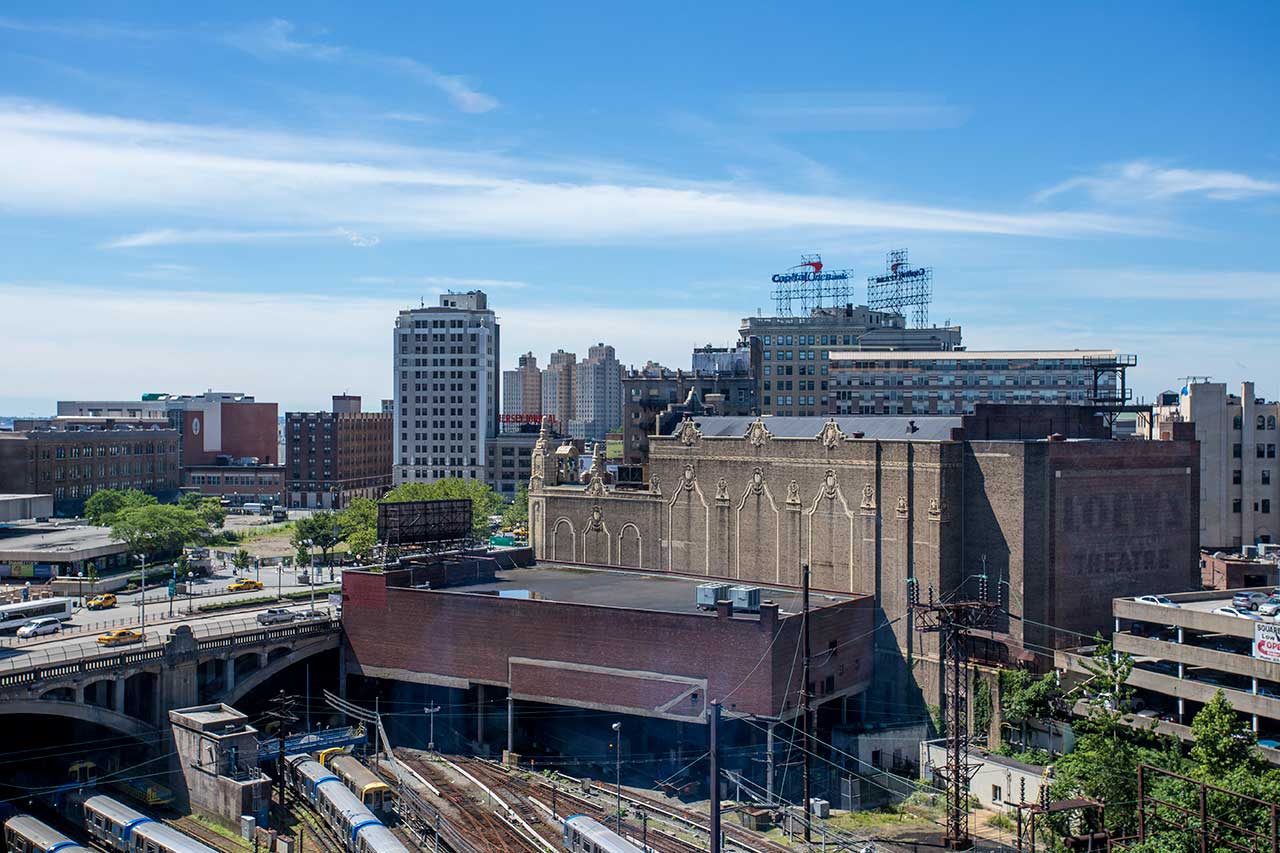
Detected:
left=1264, top=470, right=1272, bottom=486
left=1259, top=444, right=1267, bottom=459
left=1270, top=444, right=1278, bottom=459
left=1234, top=470, right=1243, bottom=485
left=1270, top=416, right=1277, bottom=430
left=1233, top=415, right=1243, bottom=430
left=1260, top=415, right=1268, bottom=430
left=992, top=785, right=1003, bottom=804
left=1264, top=500, right=1272, bottom=514
left=1233, top=443, right=1243, bottom=459
left=1233, top=498, right=1243, bottom=513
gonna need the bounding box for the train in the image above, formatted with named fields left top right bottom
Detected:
left=4, top=814, right=93, bottom=853
left=562, top=814, right=645, bottom=853
left=285, top=755, right=409, bottom=853
left=70, top=795, right=218, bottom=853
left=320, top=753, right=391, bottom=816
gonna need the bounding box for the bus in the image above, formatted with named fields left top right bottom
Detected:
left=0, top=597, right=74, bottom=633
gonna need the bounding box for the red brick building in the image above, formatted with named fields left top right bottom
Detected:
left=180, top=402, right=278, bottom=467
left=286, top=396, right=393, bottom=509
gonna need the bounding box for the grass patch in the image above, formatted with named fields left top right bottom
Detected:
left=189, top=815, right=253, bottom=852
left=825, top=806, right=929, bottom=831
left=283, top=587, right=340, bottom=600
left=986, top=812, right=1016, bottom=832
left=198, top=595, right=278, bottom=612
left=235, top=521, right=296, bottom=541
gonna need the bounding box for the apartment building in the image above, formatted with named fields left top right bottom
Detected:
left=287, top=395, right=394, bottom=509
left=393, top=291, right=499, bottom=484
left=539, top=349, right=576, bottom=434
left=568, top=343, right=623, bottom=444
left=1145, top=380, right=1279, bottom=550
left=502, top=352, right=543, bottom=432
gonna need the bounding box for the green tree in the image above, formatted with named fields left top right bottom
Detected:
left=383, top=479, right=502, bottom=540
left=999, top=668, right=1061, bottom=749
left=85, top=488, right=156, bottom=526
left=232, top=548, right=252, bottom=572
left=180, top=493, right=228, bottom=529
left=502, top=485, right=529, bottom=529
left=1069, top=636, right=1137, bottom=742
left=1190, top=689, right=1256, bottom=777
left=338, top=498, right=379, bottom=560
left=110, top=504, right=206, bottom=558
left=294, top=511, right=342, bottom=565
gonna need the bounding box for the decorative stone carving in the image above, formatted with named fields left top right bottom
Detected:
left=821, top=469, right=839, bottom=499
left=928, top=497, right=950, bottom=522
left=649, top=475, right=662, bottom=497
left=529, top=471, right=544, bottom=493
left=682, top=463, right=697, bottom=490
left=860, top=483, right=876, bottom=510
left=786, top=480, right=801, bottom=505
left=818, top=419, right=846, bottom=450
left=585, top=477, right=605, bottom=496
left=715, top=477, right=730, bottom=502
left=675, top=417, right=702, bottom=447
left=588, top=505, right=605, bottom=531
left=896, top=495, right=909, bottom=517
left=745, top=417, right=772, bottom=448
left=749, top=467, right=766, bottom=495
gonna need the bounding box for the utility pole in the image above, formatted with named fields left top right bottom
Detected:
left=709, top=700, right=721, bottom=853
left=138, top=553, right=147, bottom=639
left=801, top=561, right=812, bottom=845
left=424, top=703, right=441, bottom=751
left=266, top=691, right=298, bottom=830
left=611, top=721, right=622, bottom=833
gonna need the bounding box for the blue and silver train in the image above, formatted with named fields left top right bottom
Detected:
left=4, top=814, right=93, bottom=853
left=562, top=814, right=645, bottom=853
left=73, top=796, right=218, bottom=853
left=285, top=755, right=409, bottom=853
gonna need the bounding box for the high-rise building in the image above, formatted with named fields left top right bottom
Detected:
left=502, top=352, right=543, bottom=432
left=1144, top=380, right=1279, bottom=550
left=540, top=349, right=576, bottom=435
left=393, top=291, right=499, bottom=484
left=286, top=396, right=393, bottom=509
left=568, top=343, right=623, bottom=444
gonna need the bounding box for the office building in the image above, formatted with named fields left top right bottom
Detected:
left=286, top=395, right=393, bottom=509
left=827, top=349, right=1131, bottom=416
left=568, top=343, right=623, bottom=444
left=393, top=291, right=499, bottom=484
left=0, top=423, right=181, bottom=514
left=1144, top=380, right=1279, bottom=550
left=185, top=462, right=286, bottom=506
left=484, top=427, right=547, bottom=499
left=740, top=305, right=962, bottom=417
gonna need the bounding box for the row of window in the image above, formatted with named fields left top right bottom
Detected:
left=1232, top=415, right=1278, bottom=430
left=53, top=482, right=156, bottom=500
left=1232, top=499, right=1272, bottom=513
left=44, top=441, right=173, bottom=459
left=49, top=461, right=162, bottom=479
left=1232, top=470, right=1273, bottom=485
left=1232, top=444, right=1278, bottom=459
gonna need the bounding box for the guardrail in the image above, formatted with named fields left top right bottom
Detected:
left=0, top=615, right=339, bottom=686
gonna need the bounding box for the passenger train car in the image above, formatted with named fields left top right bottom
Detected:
left=73, top=795, right=218, bottom=853
left=4, top=814, right=93, bottom=853
left=562, top=814, right=645, bottom=853
left=285, top=755, right=408, bottom=853
left=325, top=755, right=391, bottom=815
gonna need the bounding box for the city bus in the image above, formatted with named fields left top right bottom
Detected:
left=0, top=597, right=74, bottom=633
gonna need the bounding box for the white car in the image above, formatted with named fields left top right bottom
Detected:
left=1136, top=595, right=1180, bottom=608
left=1257, top=596, right=1280, bottom=617
left=16, top=617, right=62, bottom=638
left=256, top=607, right=296, bottom=626
left=1212, top=605, right=1262, bottom=620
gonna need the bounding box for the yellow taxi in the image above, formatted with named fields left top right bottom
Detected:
left=86, top=593, right=117, bottom=610
left=97, top=628, right=143, bottom=647
left=227, top=579, right=264, bottom=592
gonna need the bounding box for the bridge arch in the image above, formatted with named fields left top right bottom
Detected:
left=0, top=699, right=155, bottom=740
left=222, top=634, right=339, bottom=706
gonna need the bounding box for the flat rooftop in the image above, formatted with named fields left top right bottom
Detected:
left=828, top=349, right=1121, bottom=362
left=680, top=414, right=962, bottom=442
left=434, top=563, right=853, bottom=617
left=0, top=521, right=124, bottom=560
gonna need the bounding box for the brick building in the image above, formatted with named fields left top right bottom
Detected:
left=622, top=359, right=757, bottom=465
left=185, top=463, right=286, bottom=506
left=286, top=396, right=393, bottom=509
left=528, top=405, right=1200, bottom=715
left=501, top=352, right=542, bottom=431
left=0, top=425, right=181, bottom=515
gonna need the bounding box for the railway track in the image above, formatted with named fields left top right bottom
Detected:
left=166, top=815, right=251, bottom=853
left=401, top=753, right=547, bottom=853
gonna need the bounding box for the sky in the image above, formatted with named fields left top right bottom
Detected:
left=1, top=3, right=1278, bottom=415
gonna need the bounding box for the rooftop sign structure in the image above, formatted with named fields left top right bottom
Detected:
left=770, top=254, right=854, bottom=315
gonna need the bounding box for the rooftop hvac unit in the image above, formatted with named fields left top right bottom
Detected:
left=729, top=585, right=761, bottom=613
left=696, top=583, right=732, bottom=611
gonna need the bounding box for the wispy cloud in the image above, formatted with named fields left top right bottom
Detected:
left=127, top=263, right=195, bottom=280
left=735, top=92, right=971, bottom=131
left=1037, top=160, right=1280, bottom=204
left=421, top=276, right=528, bottom=290
left=0, top=16, right=163, bottom=40
left=224, top=19, right=498, bottom=114
left=0, top=102, right=1158, bottom=250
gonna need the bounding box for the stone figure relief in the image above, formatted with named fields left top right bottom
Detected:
left=749, top=467, right=766, bottom=495
left=588, top=504, right=605, bottom=531
left=786, top=480, right=801, bottom=505
left=928, top=497, right=950, bottom=521
left=822, top=469, right=839, bottom=499
left=896, top=495, right=909, bottom=517
left=682, top=463, right=697, bottom=490
left=860, top=482, right=876, bottom=510
left=649, top=474, right=662, bottom=496
left=715, top=477, right=730, bottom=502
left=745, top=417, right=772, bottom=447
left=818, top=419, right=846, bottom=450
left=675, top=417, right=702, bottom=447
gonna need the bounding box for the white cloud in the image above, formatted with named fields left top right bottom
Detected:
left=0, top=283, right=739, bottom=410
left=736, top=92, right=971, bottom=131
left=1037, top=160, right=1280, bottom=204
left=128, top=263, right=195, bottom=280
left=0, top=16, right=162, bottom=40
left=0, top=102, right=1158, bottom=250
left=103, top=228, right=377, bottom=249
left=224, top=19, right=498, bottom=114
left=336, top=227, right=380, bottom=248
left=421, top=276, right=527, bottom=289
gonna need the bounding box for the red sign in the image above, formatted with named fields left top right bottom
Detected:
left=500, top=414, right=547, bottom=424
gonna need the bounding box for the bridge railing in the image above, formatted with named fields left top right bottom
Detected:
left=0, top=616, right=339, bottom=688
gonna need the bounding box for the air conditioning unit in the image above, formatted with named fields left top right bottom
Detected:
left=809, top=798, right=830, bottom=818
left=729, top=585, right=761, bottom=613
left=696, top=583, right=732, bottom=611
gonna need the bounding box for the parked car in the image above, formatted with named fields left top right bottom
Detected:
left=1257, top=596, right=1280, bottom=617
left=1136, top=595, right=1180, bottom=608
left=256, top=608, right=296, bottom=626
left=16, top=617, right=62, bottom=638
left=97, top=628, right=143, bottom=646
left=228, top=579, right=264, bottom=592
left=293, top=609, right=326, bottom=621
left=1231, top=591, right=1271, bottom=611
left=86, top=593, right=117, bottom=610
left=1258, top=738, right=1280, bottom=750
left=1213, top=605, right=1262, bottom=620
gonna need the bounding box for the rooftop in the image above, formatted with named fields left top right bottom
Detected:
left=432, top=563, right=853, bottom=617
left=829, top=349, right=1121, bottom=362
left=673, top=414, right=962, bottom=442
left=0, top=521, right=124, bottom=561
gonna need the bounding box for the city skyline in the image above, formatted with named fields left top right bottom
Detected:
left=2, top=4, right=1278, bottom=414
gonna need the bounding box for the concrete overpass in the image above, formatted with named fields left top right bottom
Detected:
left=0, top=614, right=340, bottom=739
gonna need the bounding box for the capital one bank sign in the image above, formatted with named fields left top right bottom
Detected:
left=1256, top=622, right=1280, bottom=664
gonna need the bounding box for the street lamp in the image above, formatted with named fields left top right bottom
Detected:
left=611, top=721, right=622, bottom=833
left=76, top=571, right=84, bottom=609
left=136, top=553, right=146, bottom=639
left=424, top=703, right=441, bottom=752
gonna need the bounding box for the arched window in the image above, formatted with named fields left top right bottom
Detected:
left=1233, top=415, right=1243, bottom=430
left=1258, top=415, right=1267, bottom=430
left=1269, top=416, right=1277, bottom=430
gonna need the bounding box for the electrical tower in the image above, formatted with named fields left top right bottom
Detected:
left=771, top=254, right=854, bottom=316
left=910, top=580, right=999, bottom=850
left=867, top=249, right=932, bottom=327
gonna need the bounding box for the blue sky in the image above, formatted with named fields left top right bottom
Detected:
left=2, top=3, right=1278, bottom=414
